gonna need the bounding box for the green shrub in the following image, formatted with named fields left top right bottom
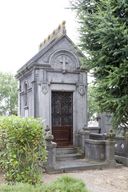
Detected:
left=0, top=176, right=89, bottom=192
left=44, top=175, right=89, bottom=192
left=0, top=116, right=47, bottom=184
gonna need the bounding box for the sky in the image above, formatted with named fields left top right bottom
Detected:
left=0, top=0, right=79, bottom=74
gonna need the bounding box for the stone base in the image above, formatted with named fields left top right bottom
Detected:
left=85, top=139, right=105, bottom=161
left=115, top=155, right=128, bottom=166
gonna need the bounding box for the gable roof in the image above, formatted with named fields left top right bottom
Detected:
left=16, top=21, right=85, bottom=77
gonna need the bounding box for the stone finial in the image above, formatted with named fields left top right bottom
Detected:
left=82, top=124, right=87, bottom=131
left=107, top=129, right=115, bottom=140
left=45, top=131, right=54, bottom=141
left=39, top=21, right=66, bottom=50
left=45, top=125, right=54, bottom=142
left=45, top=125, right=50, bottom=132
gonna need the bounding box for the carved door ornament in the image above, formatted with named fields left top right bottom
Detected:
left=41, top=83, right=48, bottom=95
left=78, top=84, right=85, bottom=96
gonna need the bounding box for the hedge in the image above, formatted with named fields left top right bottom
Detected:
left=0, top=116, right=47, bottom=184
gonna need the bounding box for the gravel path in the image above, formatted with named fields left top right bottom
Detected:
left=0, top=167, right=128, bottom=192
left=43, top=167, right=128, bottom=192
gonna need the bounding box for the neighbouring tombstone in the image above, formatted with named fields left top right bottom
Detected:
left=98, top=112, right=112, bottom=133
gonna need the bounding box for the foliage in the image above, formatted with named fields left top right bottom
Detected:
left=0, top=116, right=47, bottom=184
left=72, top=0, right=128, bottom=129
left=45, top=175, right=89, bottom=192
left=0, top=72, right=18, bottom=115
left=0, top=176, right=89, bottom=192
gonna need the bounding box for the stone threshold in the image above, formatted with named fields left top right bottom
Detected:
left=46, top=159, right=121, bottom=174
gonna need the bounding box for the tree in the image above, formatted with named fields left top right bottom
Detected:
left=0, top=72, right=18, bottom=115
left=72, top=0, right=128, bottom=129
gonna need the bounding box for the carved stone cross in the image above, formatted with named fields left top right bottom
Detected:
left=60, top=55, right=68, bottom=72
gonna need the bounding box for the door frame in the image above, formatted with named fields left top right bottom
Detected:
left=51, top=91, right=73, bottom=147
left=49, top=84, right=76, bottom=146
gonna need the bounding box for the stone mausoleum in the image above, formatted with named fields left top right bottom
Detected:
left=16, top=21, right=87, bottom=147
left=16, top=22, right=117, bottom=172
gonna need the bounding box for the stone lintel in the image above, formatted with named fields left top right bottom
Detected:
left=49, top=82, right=77, bottom=85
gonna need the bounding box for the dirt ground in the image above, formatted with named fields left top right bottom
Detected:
left=0, top=167, right=128, bottom=192
left=43, top=167, right=128, bottom=192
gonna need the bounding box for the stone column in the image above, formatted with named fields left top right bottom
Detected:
left=79, top=126, right=90, bottom=152
left=105, top=140, right=115, bottom=166
left=45, top=126, right=57, bottom=172
left=105, top=129, right=116, bottom=166
left=80, top=131, right=86, bottom=152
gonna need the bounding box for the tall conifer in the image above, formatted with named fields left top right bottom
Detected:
left=72, top=0, right=128, bottom=129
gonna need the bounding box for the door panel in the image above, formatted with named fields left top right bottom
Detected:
left=52, top=92, right=73, bottom=147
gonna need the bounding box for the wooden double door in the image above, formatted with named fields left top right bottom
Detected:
left=52, top=91, right=73, bottom=147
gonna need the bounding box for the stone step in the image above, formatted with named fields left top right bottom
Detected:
left=56, top=147, right=78, bottom=155
left=56, top=147, right=84, bottom=161
left=47, top=159, right=122, bottom=174
left=56, top=152, right=83, bottom=161
left=56, top=159, right=109, bottom=172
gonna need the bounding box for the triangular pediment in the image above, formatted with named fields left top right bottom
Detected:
left=17, top=22, right=85, bottom=76
left=36, top=35, right=82, bottom=71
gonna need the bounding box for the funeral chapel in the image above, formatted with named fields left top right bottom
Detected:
left=16, top=21, right=87, bottom=147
